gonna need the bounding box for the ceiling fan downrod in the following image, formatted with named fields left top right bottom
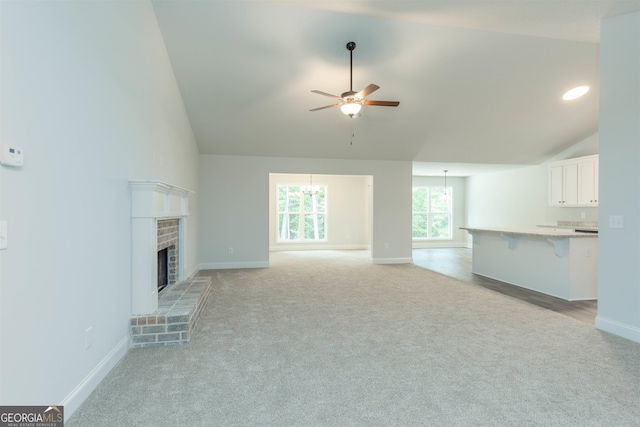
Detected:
left=347, top=41, right=356, bottom=93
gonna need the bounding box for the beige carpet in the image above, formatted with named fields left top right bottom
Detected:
left=68, top=250, right=640, bottom=426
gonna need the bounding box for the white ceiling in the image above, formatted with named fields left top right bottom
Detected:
left=152, top=0, right=640, bottom=176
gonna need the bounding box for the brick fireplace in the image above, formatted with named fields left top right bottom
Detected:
left=129, top=181, right=212, bottom=348
left=130, top=181, right=193, bottom=315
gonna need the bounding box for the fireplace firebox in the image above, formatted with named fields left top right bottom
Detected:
left=158, top=248, right=169, bottom=292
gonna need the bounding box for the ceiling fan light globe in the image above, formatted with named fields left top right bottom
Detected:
left=340, top=102, right=362, bottom=117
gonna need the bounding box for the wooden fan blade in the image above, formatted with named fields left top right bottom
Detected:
left=363, top=100, right=400, bottom=107
left=310, top=103, right=341, bottom=112
left=355, top=84, right=380, bottom=99
left=311, top=90, right=342, bottom=99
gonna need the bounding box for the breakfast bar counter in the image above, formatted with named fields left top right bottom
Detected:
left=460, top=227, right=598, bottom=301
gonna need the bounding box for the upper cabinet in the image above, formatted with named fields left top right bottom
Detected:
left=549, top=162, right=578, bottom=206
left=578, top=158, right=599, bottom=206
left=548, top=155, right=598, bottom=207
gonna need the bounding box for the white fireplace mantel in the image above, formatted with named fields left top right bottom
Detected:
left=130, top=181, right=194, bottom=315
left=130, top=180, right=193, bottom=219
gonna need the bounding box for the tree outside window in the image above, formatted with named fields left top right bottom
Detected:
left=278, top=185, right=326, bottom=241
left=412, top=186, right=452, bottom=239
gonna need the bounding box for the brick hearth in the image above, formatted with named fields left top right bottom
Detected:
left=130, top=276, right=212, bottom=348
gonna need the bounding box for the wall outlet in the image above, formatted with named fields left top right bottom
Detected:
left=384, top=243, right=389, bottom=249
left=228, top=247, right=233, bottom=254
left=581, top=212, right=586, bottom=219
left=85, top=327, right=93, bottom=350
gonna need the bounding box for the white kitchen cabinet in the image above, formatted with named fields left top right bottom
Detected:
left=549, top=163, right=578, bottom=206
left=578, top=157, right=599, bottom=206
left=548, top=155, right=598, bottom=207
left=549, top=165, right=563, bottom=206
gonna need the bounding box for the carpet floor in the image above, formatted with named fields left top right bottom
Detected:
left=67, top=250, right=640, bottom=426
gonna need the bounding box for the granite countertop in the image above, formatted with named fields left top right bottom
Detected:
left=460, top=227, right=598, bottom=238
left=536, top=221, right=598, bottom=232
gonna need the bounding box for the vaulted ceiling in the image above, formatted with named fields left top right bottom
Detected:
left=152, top=0, right=640, bottom=175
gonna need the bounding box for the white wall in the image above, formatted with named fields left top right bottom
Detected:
left=269, top=174, right=370, bottom=251
left=596, top=12, right=640, bottom=342
left=465, top=133, right=600, bottom=230
left=199, top=155, right=412, bottom=268
left=466, top=165, right=548, bottom=228
left=0, top=1, right=200, bottom=417
left=412, top=176, right=468, bottom=248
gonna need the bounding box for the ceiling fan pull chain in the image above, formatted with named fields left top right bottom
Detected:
left=350, top=119, right=355, bottom=145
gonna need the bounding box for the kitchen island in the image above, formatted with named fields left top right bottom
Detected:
left=460, top=227, right=598, bottom=301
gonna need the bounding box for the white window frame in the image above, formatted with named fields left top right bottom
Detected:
left=412, top=186, right=453, bottom=240
left=276, top=184, right=327, bottom=243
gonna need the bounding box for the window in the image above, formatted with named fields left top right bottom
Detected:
left=277, top=185, right=326, bottom=241
left=412, top=186, right=452, bottom=239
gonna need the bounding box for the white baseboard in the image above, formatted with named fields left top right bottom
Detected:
left=269, top=244, right=369, bottom=251
left=372, top=257, right=413, bottom=265
left=200, top=261, right=270, bottom=270
left=61, top=335, right=129, bottom=421
left=595, top=315, right=640, bottom=343
left=412, top=242, right=468, bottom=249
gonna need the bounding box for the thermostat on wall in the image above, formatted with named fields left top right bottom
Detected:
left=0, top=145, right=24, bottom=167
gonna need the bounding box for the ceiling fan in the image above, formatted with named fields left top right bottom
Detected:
left=310, top=41, right=400, bottom=118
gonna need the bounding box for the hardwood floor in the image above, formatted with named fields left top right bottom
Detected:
left=412, top=248, right=598, bottom=325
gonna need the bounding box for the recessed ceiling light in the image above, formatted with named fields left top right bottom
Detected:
left=562, top=86, right=589, bottom=101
